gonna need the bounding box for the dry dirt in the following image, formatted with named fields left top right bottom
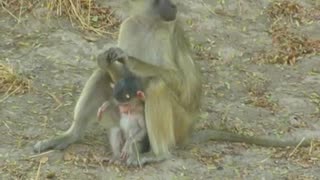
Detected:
left=1, top=0, right=320, bottom=179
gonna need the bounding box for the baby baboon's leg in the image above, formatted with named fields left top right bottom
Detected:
left=34, top=69, right=115, bottom=153
left=125, top=140, right=147, bottom=166
left=109, top=127, right=124, bottom=163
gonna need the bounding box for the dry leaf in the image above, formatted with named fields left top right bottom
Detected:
left=63, top=152, right=73, bottom=161
left=40, top=156, right=48, bottom=164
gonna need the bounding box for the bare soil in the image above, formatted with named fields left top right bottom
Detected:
left=1, top=0, right=320, bottom=179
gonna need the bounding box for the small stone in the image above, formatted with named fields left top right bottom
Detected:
left=217, top=166, right=224, bottom=170
left=46, top=172, right=56, bottom=179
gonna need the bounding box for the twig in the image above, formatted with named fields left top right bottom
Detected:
left=0, top=85, right=22, bottom=103
left=1, top=2, right=19, bottom=22
left=2, top=120, right=12, bottom=132
left=88, top=0, right=91, bottom=25
left=238, top=0, right=242, bottom=16
left=200, top=0, right=215, bottom=15
left=18, top=0, right=23, bottom=23
left=69, top=0, right=87, bottom=28
left=35, top=157, right=47, bottom=180
left=28, top=150, right=55, bottom=159
left=9, top=39, right=41, bottom=60
left=35, top=161, right=42, bottom=180
left=46, top=91, right=63, bottom=110
left=260, top=154, right=272, bottom=163
left=21, top=0, right=41, bottom=16
left=271, top=16, right=283, bottom=27
left=59, top=0, right=62, bottom=15
left=309, top=140, right=314, bottom=155
left=289, top=137, right=306, bottom=157
left=3, top=82, right=15, bottom=96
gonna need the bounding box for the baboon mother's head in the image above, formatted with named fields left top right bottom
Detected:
left=129, top=0, right=177, bottom=21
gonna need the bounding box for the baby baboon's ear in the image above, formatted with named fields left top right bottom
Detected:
left=136, top=90, right=145, bottom=100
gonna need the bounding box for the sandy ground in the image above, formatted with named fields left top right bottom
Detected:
left=1, top=0, right=320, bottom=179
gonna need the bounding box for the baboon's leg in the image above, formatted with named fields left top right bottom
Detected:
left=34, top=69, right=116, bottom=153
left=144, top=79, right=176, bottom=156
left=173, top=105, right=196, bottom=145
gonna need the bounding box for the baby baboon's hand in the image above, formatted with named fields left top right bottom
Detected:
left=97, top=101, right=110, bottom=121
left=120, top=142, right=130, bottom=160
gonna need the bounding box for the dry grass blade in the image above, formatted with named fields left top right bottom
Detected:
left=46, top=91, right=63, bottom=110
left=28, top=150, right=55, bottom=159
left=289, top=137, right=306, bottom=157
left=0, top=63, right=31, bottom=96
left=35, top=156, right=48, bottom=180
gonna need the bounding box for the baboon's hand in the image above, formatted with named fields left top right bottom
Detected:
left=107, top=47, right=128, bottom=64
left=97, top=47, right=127, bottom=69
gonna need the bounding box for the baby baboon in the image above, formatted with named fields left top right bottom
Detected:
left=97, top=75, right=149, bottom=165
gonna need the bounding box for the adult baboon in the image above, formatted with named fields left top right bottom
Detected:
left=34, top=0, right=199, bottom=162
left=34, top=0, right=314, bottom=166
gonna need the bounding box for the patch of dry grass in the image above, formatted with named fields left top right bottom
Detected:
left=192, top=40, right=218, bottom=61
left=307, top=92, right=320, bottom=114
left=257, top=1, right=320, bottom=65
left=46, top=0, right=119, bottom=35
left=0, top=63, right=31, bottom=96
left=272, top=140, right=320, bottom=169
left=260, top=24, right=320, bottom=65
left=267, top=0, right=320, bottom=22
left=243, top=72, right=279, bottom=112
left=191, top=147, right=223, bottom=168
left=0, top=0, right=36, bottom=22
left=267, top=0, right=305, bottom=22
left=1, top=0, right=120, bottom=35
